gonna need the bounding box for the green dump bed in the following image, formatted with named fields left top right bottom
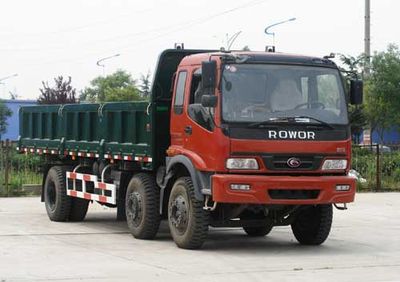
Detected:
left=18, top=102, right=154, bottom=168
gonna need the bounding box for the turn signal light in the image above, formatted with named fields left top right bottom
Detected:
left=322, top=159, right=347, bottom=170
left=226, top=158, right=259, bottom=170
left=336, top=184, right=350, bottom=191
left=230, top=184, right=251, bottom=191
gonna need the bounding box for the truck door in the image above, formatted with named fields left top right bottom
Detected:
left=170, top=70, right=188, bottom=147
left=182, top=68, right=218, bottom=169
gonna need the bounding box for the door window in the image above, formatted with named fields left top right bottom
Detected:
left=173, top=71, right=187, bottom=114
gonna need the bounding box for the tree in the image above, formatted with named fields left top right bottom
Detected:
left=336, top=54, right=367, bottom=143
left=9, top=90, right=18, bottom=100
left=38, top=76, right=77, bottom=104
left=0, top=99, right=12, bottom=139
left=138, top=71, right=151, bottom=99
left=364, top=44, right=400, bottom=143
left=80, top=70, right=141, bottom=102
left=337, top=54, right=366, bottom=80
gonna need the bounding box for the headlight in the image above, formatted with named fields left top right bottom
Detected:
left=226, top=158, right=259, bottom=170
left=321, top=159, right=348, bottom=170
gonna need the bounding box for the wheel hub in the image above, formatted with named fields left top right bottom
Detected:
left=46, top=181, right=56, bottom=211
left=127, top=192, right=142, bottom=226
left=170, top=195, right=188, bottom=234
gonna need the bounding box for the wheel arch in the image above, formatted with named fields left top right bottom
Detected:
left=159, top=155, right=212, bottom=214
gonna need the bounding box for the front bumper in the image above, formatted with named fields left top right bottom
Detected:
left=211, top=174, right=356, bottom=205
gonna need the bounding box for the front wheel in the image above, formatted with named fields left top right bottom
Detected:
left=125, top=173, right=161, bottom=239
left=291, top=204, right=333, bottom=245
left=168, top=177, right=209, bottom=249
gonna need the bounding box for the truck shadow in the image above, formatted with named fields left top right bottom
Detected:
left=83, top=214, right=362, bottom=254
left=157, top=223, right=348, bottom=253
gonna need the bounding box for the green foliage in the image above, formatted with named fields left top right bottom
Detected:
left=348, top=104, right=367, bottom=144
left=38, top=76, right=77, bottom=104
left=139, top=71, right=151, bottom=99
left=352, top=146, right=400, bottom=191
left=1, top=170, right=42, bottom=196
left=337, top=53, right=366, bottom=81
left=364, top=44, right=400, bottom=142
left=336, top=54, right=367, bottom=143
left=0, top=99, right=12, bottom=136
left=80, top=70, right=142, bottom=102
left=0, top=144, right=41, bottom=196
left=393, top=168, right=400, bottom=182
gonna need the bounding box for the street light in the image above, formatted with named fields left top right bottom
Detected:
left=226, top=31, right=242, bottom=51
left=96, top=54, right=120, bottom=76
left=0, top=73, right=18, bottom=84
left=265, top=17, right=296, bottom=47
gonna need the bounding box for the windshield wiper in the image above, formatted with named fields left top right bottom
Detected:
left=249, top=116, right=334, bottom=129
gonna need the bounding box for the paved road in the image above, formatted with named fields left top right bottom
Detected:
left=0, top=193, right=399, bottom=282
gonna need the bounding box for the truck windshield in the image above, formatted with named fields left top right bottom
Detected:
left=221, top=64, right=348, bottom=125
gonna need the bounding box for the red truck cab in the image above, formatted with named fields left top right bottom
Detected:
left=161, top=49, right=362, bottom=248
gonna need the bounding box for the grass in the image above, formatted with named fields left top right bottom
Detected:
left=0, top=169, right=42, bottom=197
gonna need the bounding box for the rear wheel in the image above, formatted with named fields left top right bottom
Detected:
left=243, top=224, right=273, bottom=237
left=168, top=177, right=209, bottom=249
left=125, top=173, right=160, bottom=239
left=291, top=204, right=333, bottom=245
left=241, top=209, right=273, bottom=237
left=68, top=198, right=89, bottom=221
left=44, top=166, right=71, bottom=221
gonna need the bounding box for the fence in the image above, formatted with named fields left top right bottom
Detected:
left=0, top=140, right=42, bottom=196
left=352, top=144, right=400, bottom=191
left=1, top=140, right=399, bottom=196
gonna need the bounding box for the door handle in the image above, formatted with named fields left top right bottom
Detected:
left=184, top=125, right=192, bottom=135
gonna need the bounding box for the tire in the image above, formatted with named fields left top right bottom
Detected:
left=68, top=198, right=89, bottom=221
left=241, top=209, right=273, bottom=237
left=243, top=224, right=273, bottom=237
left=168, top=177, right=209, bottom=249
left=291, top=204, right=333, bottom=245
left=44, top=166, right=71, bottom=221
left=116, top=195, right=127, bottom=221
left=125, top=173, right=161, bottom=239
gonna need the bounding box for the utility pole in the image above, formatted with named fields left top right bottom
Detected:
left=364, top=0, right=371, bottom=76
left=1, top=140, right=11, bottom=196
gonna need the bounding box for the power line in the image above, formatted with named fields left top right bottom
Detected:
left=17, top=0, right=267, bottom=68
left=0, top=0, right=266, bottom=54
left=1, top=7, right=155, bottom=39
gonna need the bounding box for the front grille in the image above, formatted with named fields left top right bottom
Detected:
left=268, top=189, right=320, bottom=200
left=263, top=155, right=323, bottom=171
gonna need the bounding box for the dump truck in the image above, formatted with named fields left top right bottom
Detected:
left=18, top=48, right=363, bottom=249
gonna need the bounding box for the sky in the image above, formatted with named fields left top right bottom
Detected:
left=0, top=0, right=399, bottom=100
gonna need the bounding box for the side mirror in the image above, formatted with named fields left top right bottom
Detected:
left=350, top=80, right=363, bottom=105
left=201, top=95, right=218, bottom=108
left=201, top=60, right=217, bottom=93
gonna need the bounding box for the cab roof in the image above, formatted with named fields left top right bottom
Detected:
left=180, top=51, right=338, bottom=68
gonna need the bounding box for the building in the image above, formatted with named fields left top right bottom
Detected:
left=360, top=127, right=400, bottom=145
left=1, top=99, right=36, bottom=141
left=371, top=127, right=400, bottom=144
